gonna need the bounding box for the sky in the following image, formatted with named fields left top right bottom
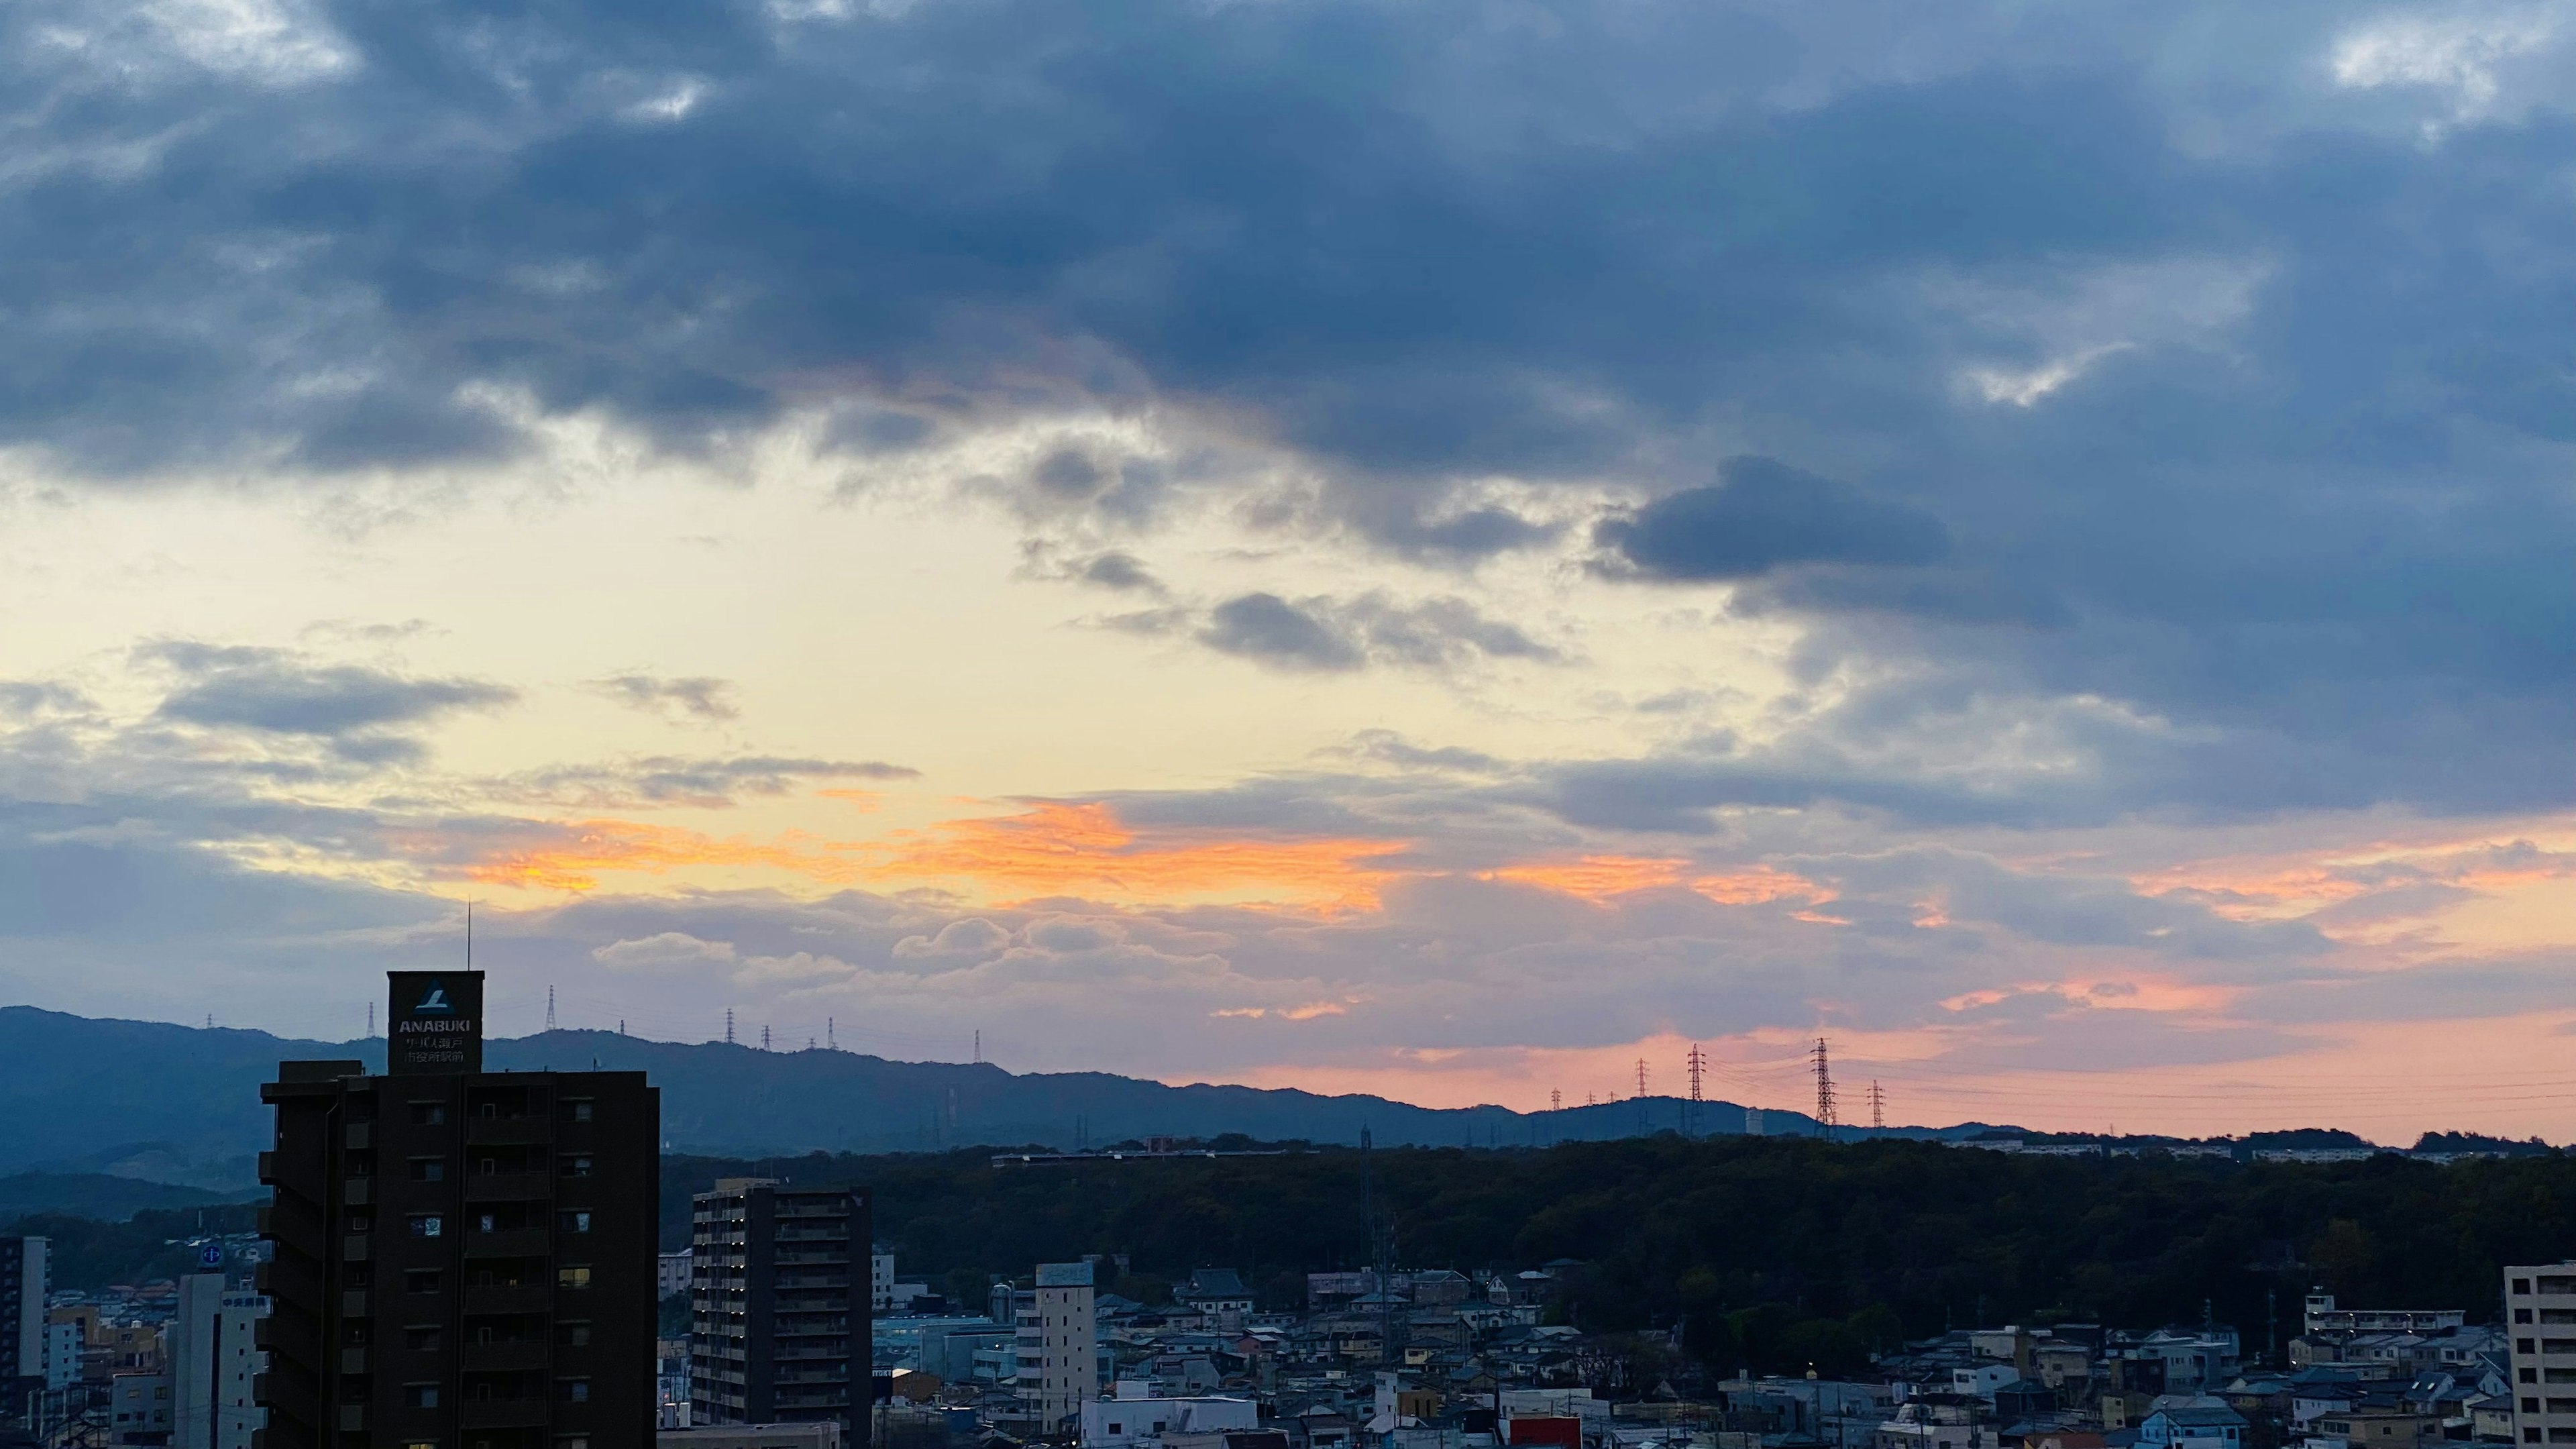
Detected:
left=6, top=0, right=2576, bottom=1141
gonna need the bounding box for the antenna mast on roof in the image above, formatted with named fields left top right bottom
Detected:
left=464, top=898, right=472, bottom=969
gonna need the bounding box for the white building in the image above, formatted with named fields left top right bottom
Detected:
left=661, top=1248, right=696, bottom=1298
left=111, top=1372, right=172, bottom=1446
left=167, top=1274, right=267, bottom=1449
left=874, top=1249, right=897, bottom=1312
left=1080, top=1391, right=1260, bottom=1449
left=1023, top=1261, right=1099, bottom=1426
left=43, top=1318, right=80, bottom=1390
left=2508, top=1264, right=2576, bottom=1446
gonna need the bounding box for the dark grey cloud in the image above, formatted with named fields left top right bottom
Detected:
left=496, top=754, right=918, bottom=808
left=1595, top=458, right=1952, bottom=580
left=1196, top=592, right=1556, bottom=674
left=138, top=642, right=516, bottom=763
left=11, top=0, right=2576, bottom=818
left=592, top=673, right=739, bottom=720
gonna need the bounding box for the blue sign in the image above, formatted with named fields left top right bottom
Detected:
left=199, top=1244, right=223, bottom=1268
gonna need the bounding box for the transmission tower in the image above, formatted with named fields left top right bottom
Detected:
left=545, top=985, right=557, bottom=1032
left=1551, top=1088, right=1562, bottom=1112
left=1811, top=1036, right=1838, bottom=1138
left=1868, top=1080, right=1886, bottom=1130
left=1686, top=1044, right=1707, bottom=1101
left=761, top=1024, right=771, bottom=1051
left=724, top=1008, right=735, bottom=1045
left=1635, top=1059, right=1649, bottom=1098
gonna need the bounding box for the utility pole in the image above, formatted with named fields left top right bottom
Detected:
left=1868, top=1080, right=1886, bottom=1131
left=1811, top=1037, right=1837, bottom=1139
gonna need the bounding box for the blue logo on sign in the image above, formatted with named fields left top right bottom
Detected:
left=199, top=1244, right=223, bottom=1268
left=415, top=983, right=452, bottom=1014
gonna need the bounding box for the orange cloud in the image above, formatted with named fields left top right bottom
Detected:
left=467, top=801, right=1413, bottom=910
left=862, top=802, right=1410, bottom=910
left=1482, top=854, right=1829, bottom=909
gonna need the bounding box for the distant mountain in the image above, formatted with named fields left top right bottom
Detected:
left=0, top=1004, right=1979, bottom=1191
left=0, top=1172, right=239, bottom=1222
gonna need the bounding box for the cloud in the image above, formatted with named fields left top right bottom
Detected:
left=136, top=641, right=516, bottom=763
left=494, top=755, right=917, bottom=808
left=591, top=674, right=739, bottom=721
left=1195, top=592, right=1558, bottom=674
left=592, top=931, right=737, bottom=969
left=1594, top=458, right=1951, bottom=582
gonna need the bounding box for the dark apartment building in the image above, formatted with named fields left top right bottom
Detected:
left=0, top=1235, right=45, bottom=1389
left=256, top=971, right=659, bottom=1448
left=690, top=1179, right=871, bottom=1442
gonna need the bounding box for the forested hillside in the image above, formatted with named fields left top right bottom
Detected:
left=666, top=1135, right=2572, bottom=1373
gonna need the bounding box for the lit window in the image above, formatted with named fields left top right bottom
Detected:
left=409, top=1215, right=443, bottom=1238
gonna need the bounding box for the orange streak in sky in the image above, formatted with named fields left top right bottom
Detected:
left=467, top=802, right=1413, bottom=910
left=1482, top=854, right=1829, bottom=908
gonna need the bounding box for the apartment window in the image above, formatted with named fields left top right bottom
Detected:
left=405, top=1270, right=441, bottom=1294
left=2524, top=1310, right=2539, bottom=1324
left=557, top=1265, right=592, bottom=1290
left=559, top=1155, right=593, bottom=1178
left=2551, top=1401, right=2576, bottom=1415
left=408, top=1215, right=443, bottom=1239
left=409, top=1159, right=445, bottom=1182
left=2522, top=1432, right=2540, bottom=1444
left=404, top=1442, right=439, bottom=1449
left=564, top=1099, right=594, bottom=1122
left=2520, top=1280, right=2536, bottom=1295
left=2548, top=1341, right=2576, bottom=1354
left=2524, top=1340, right=2540, bottom=1354
left=555, top=1438, right=591, bottom=1449
left=557, top=1378, right=591, bottom=1403
left=2550, top=1434, right=2576, bottom=1446
left=405, top=1326, right=441, bottom=1351
left=557, top=1210, right=592, bottom=1235
left=409, top=1103, right=446, bottom=1126
left=405, top=1383, right=440, bottom=1408
left=2525, top=1401, right=2543, bottom=1415
left=558, top=1321, right=592, bottom=1347
left=2526, top=1369, right=2541, bottom=1383
left=2545, top=1278, right=2576, bottom=1295
left=347, top=1214, right=372, bottom=1234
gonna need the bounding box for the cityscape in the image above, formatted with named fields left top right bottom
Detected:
left=13, top=0, right=2576, bottom=1446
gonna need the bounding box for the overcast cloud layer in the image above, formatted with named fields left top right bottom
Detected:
left=6, top=0, right=2576, bottom=1136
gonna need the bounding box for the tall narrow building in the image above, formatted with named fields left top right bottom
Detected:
left=1020, top=1261, right=1097, bottom=1429
left=0, top=1236, right=47, bottom=1390
left=256, top=970, right=659, bottom=1448
left=690, top=1179, right=871, bottom=1442
left=170, top=1271, right=270, bottom=1448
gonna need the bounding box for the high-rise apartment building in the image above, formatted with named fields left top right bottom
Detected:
left=167, top=1273, right=270, bottom=1448
left=2509, top=1264, right=2576, bottom=1445
left=256, top=970, right=659, bottom=1448
left=0, top=1236, right=46, bottom=1389
left=1019, top=1261, right=1097, bottom=1428
left=690, top=1180, right=871, bottom=1442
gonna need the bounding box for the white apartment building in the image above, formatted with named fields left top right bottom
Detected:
left=1022, top=1261, right=1098, bottom=1426
left=1080, top=1391, right=1259, bottom=1449
left=873, top=1249, right=897, bottom=1312
left=2510, top=1265, right=2576, bottom=1445
left=168, top=1274, right=268, bottom=1449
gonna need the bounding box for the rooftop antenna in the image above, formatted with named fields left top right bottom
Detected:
left=1812, top=1037, right=1838, bottom=1140
left=465, top=898, right=472, bottom=969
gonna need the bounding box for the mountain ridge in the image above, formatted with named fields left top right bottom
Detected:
left=0, top=1003, right=1951, bottom=1190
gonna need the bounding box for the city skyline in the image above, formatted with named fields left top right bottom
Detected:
left=7, top=0, right=2576, bottom=1140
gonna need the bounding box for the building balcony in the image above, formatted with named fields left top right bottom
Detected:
left=257, top=1151, right=278, bottom=1184
left=458, top=1397, right=552, bottom=1430
left=466, top=1117, right=555, bottom=1146
left=465, top=1172, right=553, bottom=1201
left=465, top=1228, right=552, bottom=1258
left=462, top=1341, right=551, bottom=1373
left=461, top=1284, right=552, bottom=1316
